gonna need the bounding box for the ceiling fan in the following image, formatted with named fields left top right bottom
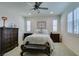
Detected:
left=33, top=2, right=48, bottom=10
left=27, top=2, right=48, bottom=14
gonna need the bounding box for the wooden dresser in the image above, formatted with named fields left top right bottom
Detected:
left=0, top=27, right=18, bottom=56
left=50, top=33, right=61, bottom=42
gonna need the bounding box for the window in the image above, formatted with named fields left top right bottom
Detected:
left=26, top=20, right=31, bottom=32
left=52, top=19, right=57, bottom=32
left=67, top=12, right=73, bottom=33
left=67, top=7, right=79, bottom=34
left=74, top=8, right=79, bottom=34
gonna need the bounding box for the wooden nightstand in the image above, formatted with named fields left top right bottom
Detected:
left=50, top=33, right=61, bottom=42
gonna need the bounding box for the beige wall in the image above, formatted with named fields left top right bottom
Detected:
left=24, top=15, right=61, bottom=33
left=61, top=3, right=79, bottom=55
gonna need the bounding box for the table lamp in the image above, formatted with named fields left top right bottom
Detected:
left=1, top=16, right=7, bottom=27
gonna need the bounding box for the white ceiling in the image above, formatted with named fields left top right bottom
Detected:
left=0, top=2, right=71, bottom=16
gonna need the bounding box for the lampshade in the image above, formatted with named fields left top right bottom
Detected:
left=1, top=16, right=7, bottom=27
left=2, top=16, right=7, bottom=20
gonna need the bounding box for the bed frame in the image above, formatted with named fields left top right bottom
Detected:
left=20, top=41, right=50, bottom=56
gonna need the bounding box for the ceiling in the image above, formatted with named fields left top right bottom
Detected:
left=0, top=2, right=71, bottom=16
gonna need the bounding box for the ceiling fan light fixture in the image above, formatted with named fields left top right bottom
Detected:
left=28, top=13, right=31, bottom=15
left=50, top=11, right=54, bottom=14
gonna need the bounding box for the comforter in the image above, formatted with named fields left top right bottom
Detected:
left=23, top=33, right=54, bottom=52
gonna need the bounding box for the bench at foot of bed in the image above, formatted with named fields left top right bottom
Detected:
left=20, top=41, right=50, bottom=56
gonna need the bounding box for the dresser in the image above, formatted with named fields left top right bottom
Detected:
left=50, top=33, right=61, bottom=42
left=0, top=27, right=18, bottom=56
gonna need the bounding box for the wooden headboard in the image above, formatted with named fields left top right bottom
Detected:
left=23, top=33, right=33, bottom=40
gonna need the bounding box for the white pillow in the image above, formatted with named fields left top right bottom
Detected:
left=35, top=29, right=49, bottom=34
left=35, top=29, right=41, bottom=33
left=42, top=29, right=49, bottom=34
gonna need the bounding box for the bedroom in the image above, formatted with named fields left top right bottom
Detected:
left=0, top=2, right=79, bottom=56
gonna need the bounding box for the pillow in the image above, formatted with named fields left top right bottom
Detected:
left=35, top=29, right=41, bottom=33
left=35, top=29, right=49, bottom=34
left=42, top=29, right=49, bottom=34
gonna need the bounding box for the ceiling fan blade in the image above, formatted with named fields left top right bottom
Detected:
left=38, top=2, right=42, bottom=6
left=35, top=2, right=42, bottom=6
left=39, top=7, right=48, bottom=10
left=35, top=2, right=38, bottom=5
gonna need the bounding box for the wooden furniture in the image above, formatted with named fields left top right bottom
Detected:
left=20, top=41, right=50, bottom=56
left=23, top=33, right=33, bottom=40
left=0, top=27, right=18, bottom=56
left=50, top=33, right=61, bottom=42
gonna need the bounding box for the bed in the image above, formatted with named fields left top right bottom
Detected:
left=21, top=29, right=54, bottom=56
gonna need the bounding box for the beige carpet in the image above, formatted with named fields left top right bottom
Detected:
left=4, top=43, right=77, bottom=56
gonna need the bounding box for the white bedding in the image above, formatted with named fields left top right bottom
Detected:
left=24, top=33, right=54, bottom=52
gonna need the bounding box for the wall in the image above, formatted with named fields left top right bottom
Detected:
left=0, top=6, right=61, bottom=46
left=61, top=3, right=79, bottom=55
left=24, top=15, right=61, bottom=33
left=0, top=7, right=25, bottom=45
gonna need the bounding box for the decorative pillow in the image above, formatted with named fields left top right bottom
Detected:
left=35, top=29, right=49, bottom=34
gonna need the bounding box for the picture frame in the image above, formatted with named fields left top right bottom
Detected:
left=37, top=21, right=46, bottom=29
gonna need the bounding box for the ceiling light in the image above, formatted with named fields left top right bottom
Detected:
left=28, top=13, right=31, bottom=15
left=50, top=12, right=54, bottom=14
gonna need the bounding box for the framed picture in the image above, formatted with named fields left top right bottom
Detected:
left=37, top=21, right=46, bottom=29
